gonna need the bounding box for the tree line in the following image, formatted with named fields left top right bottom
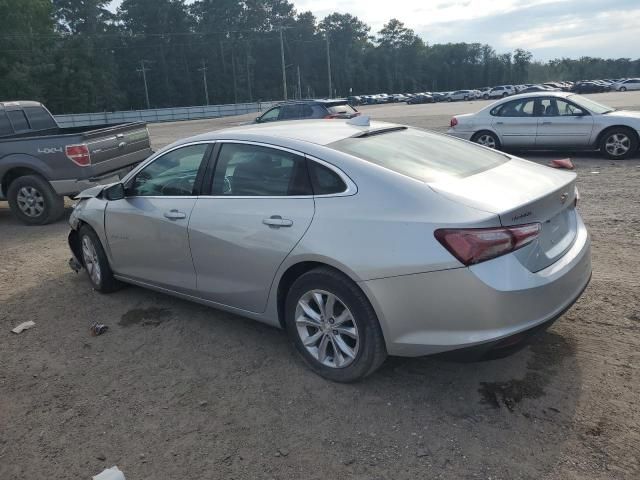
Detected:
left=1, top=0, right=639, bottom=114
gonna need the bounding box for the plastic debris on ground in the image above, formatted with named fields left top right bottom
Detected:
left=90, top=323, right=109, bottom=336
left=93, top=466, right=126, bottom=480
left=548, top=158, right=575, bottom=170
left=11, top=321, right=36, bottom=334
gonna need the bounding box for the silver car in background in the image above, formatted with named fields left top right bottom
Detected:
left=448, top=92, right=640, bottom=159
left=68, top=119, right=591, bottom=382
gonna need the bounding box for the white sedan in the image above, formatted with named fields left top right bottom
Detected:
left=448, top=92, right=640, bottom=159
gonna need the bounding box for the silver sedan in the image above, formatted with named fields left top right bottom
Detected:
left=448, top=92, right=640, bottom=159
left=68, top=119, right=591, bottom=382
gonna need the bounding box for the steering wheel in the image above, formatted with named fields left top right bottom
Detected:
left=160, top=177, right=193, bottom=196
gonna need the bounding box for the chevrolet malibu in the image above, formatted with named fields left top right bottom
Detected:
left=68, top=118, right=591, bottom=382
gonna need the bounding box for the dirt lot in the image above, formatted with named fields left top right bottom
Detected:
left=1, top=92, right=639, bottom=480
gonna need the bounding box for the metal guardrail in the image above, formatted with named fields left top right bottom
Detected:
left=54, top=101, right=279, bottom=127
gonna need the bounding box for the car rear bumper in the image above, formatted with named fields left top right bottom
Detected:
left=360, top=213, right=591, bottom=357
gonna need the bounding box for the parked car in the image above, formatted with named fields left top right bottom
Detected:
left=347, top=96, right=362, bottom=106
left=519, top=85, right=561, bottom=93
left=68, top=117, right=591, bottom=382
left=612, top=78, right=640, bottom=91
left=485, top=85, right=515, bottom=99
left=571, top=82, right=605, bottom=94
left=447, top=92, right=640, bottom=159
left=431, top=92, right=449, bottom=102
left=255, top=100, right=359, bottom=123
left=406, top=94, right=434, bottom=104
left=0, top=101, right=152, bottom=225
left=391, top=94, right=409, bottom=102
left=447, top=90, right=474, bottom=102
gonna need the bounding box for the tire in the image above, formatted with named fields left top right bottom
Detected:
left=7, top=175, right=64, bottom=225
left=620, top=86, right=627, bottom=92
left=502, top=92, right=508, bottom=97
left=78, top=225, right=121, bottom=293
left=483, top=94, right=489, bottom=100
left=599, top=127, right=638, bottom=160
left=284, top=267, right=387, bottom=382
left=447, top=97, right=452, bottom=102
left=471, top=130, right=501, bottom=150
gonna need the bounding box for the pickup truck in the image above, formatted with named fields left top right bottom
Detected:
left=0, top=101, right=152, bottom=225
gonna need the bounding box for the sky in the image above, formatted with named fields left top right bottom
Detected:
left=108, top=0, right=640, bottom=61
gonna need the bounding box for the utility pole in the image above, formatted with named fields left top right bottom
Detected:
left=296, top=65, right=301, bottom=100
left=198, top=59, right=210, bottom=105
left=326, top=35, right=332, bottom=98
left=279, top=28, right=287, bottom=100
left=136, top=60, right=151, bottom=109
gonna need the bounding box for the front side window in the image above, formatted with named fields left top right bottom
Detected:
left=130, top=144, right=209, bottom=196
left=555, top=99, right=587, bottom=116
left=259, top=107, right=281, bottom=122
left=211, top=143, right=311, bottom=196
left=0, top=112, right=13, bottom=136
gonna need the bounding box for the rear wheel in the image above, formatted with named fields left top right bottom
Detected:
left=502, top=92, right=508, bottom=97
left=483, top=94, right=489, bottom=100
left=79, top=225, right=121, bottom=293
left=472, top=131, right=500, bottom=150
left=7, top=175, right=64, bottom=225
left=620, top=86, right=627, bottom=92
left=284, top=267, right=387, bottom=382
left=600, top=127, right=638, bottom=160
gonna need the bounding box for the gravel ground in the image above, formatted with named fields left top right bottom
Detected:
left=1, top=91, right=639, bottom=480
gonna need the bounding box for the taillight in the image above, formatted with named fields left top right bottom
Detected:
left=450, top=117, right=458, bottom=127
left=65, top=144, right=91, bottom=167
left=434, top=223, right=541, bottom=266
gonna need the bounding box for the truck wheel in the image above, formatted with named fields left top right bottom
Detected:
left=7, top=175, right=65, bottom=225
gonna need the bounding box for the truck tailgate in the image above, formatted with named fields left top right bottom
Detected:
left=82, top=123, right=151, bottom=177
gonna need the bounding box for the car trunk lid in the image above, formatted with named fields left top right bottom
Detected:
left=429, top=157, right=578, bottom=271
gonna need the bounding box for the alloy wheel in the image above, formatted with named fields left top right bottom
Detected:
left=81, top=235, right=102, bottom=286
left=295, top=289, right=359, bottom=369
left=16, top=186, right=45, bottom=218
left=476, top=134, right=497, bottom=149
left=605, top=133, right=631, bottom=157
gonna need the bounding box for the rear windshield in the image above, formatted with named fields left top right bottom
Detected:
left=329, top=128, right=509, bottom=183
left=326, top=104, right=357, bottom=115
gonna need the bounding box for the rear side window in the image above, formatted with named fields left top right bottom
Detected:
left=308, top=161, right=347, bottom=195
left=0, top=112, right=13, bottom=136
left=24, top=106, right=57, bottom=130
left=211, top=143, right=312, bottom=196
left=7, top=110, right=30, bottom=132
left=330, top=128, right=508, bottom=183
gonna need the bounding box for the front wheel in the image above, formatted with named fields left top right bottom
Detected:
left=284, top=268, right=387, bottom=382
left=7, top=175, right=64, bottom=225
left=620, top=86, right=627, bottom=92
left=472, top=131, right=501, bottom=150
left=78, top=226, right=121, bottom=293
left=600, top=128, right=638, bottom=160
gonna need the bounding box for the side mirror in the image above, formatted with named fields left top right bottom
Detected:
left=255, top=116, right=261, bottom=123
left=104, top=183, right=125, bottom=201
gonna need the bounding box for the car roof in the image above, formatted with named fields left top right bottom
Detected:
left=178, top=119, right=400, bottom=148
left=272, top=99, right=349, bottom=106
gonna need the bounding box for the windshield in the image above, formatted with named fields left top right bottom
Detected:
left=329, top=128, right=509, bottom=183
left=568, top=94, right=614, bottom=114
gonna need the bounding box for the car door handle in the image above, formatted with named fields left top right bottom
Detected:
left=495, top=121, right=504, bottom=125
left=164, top=209, right=187, bottom=220
left=263, top=215, right=293, bottom=228
left=541, top=121, right=552, bottom=125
